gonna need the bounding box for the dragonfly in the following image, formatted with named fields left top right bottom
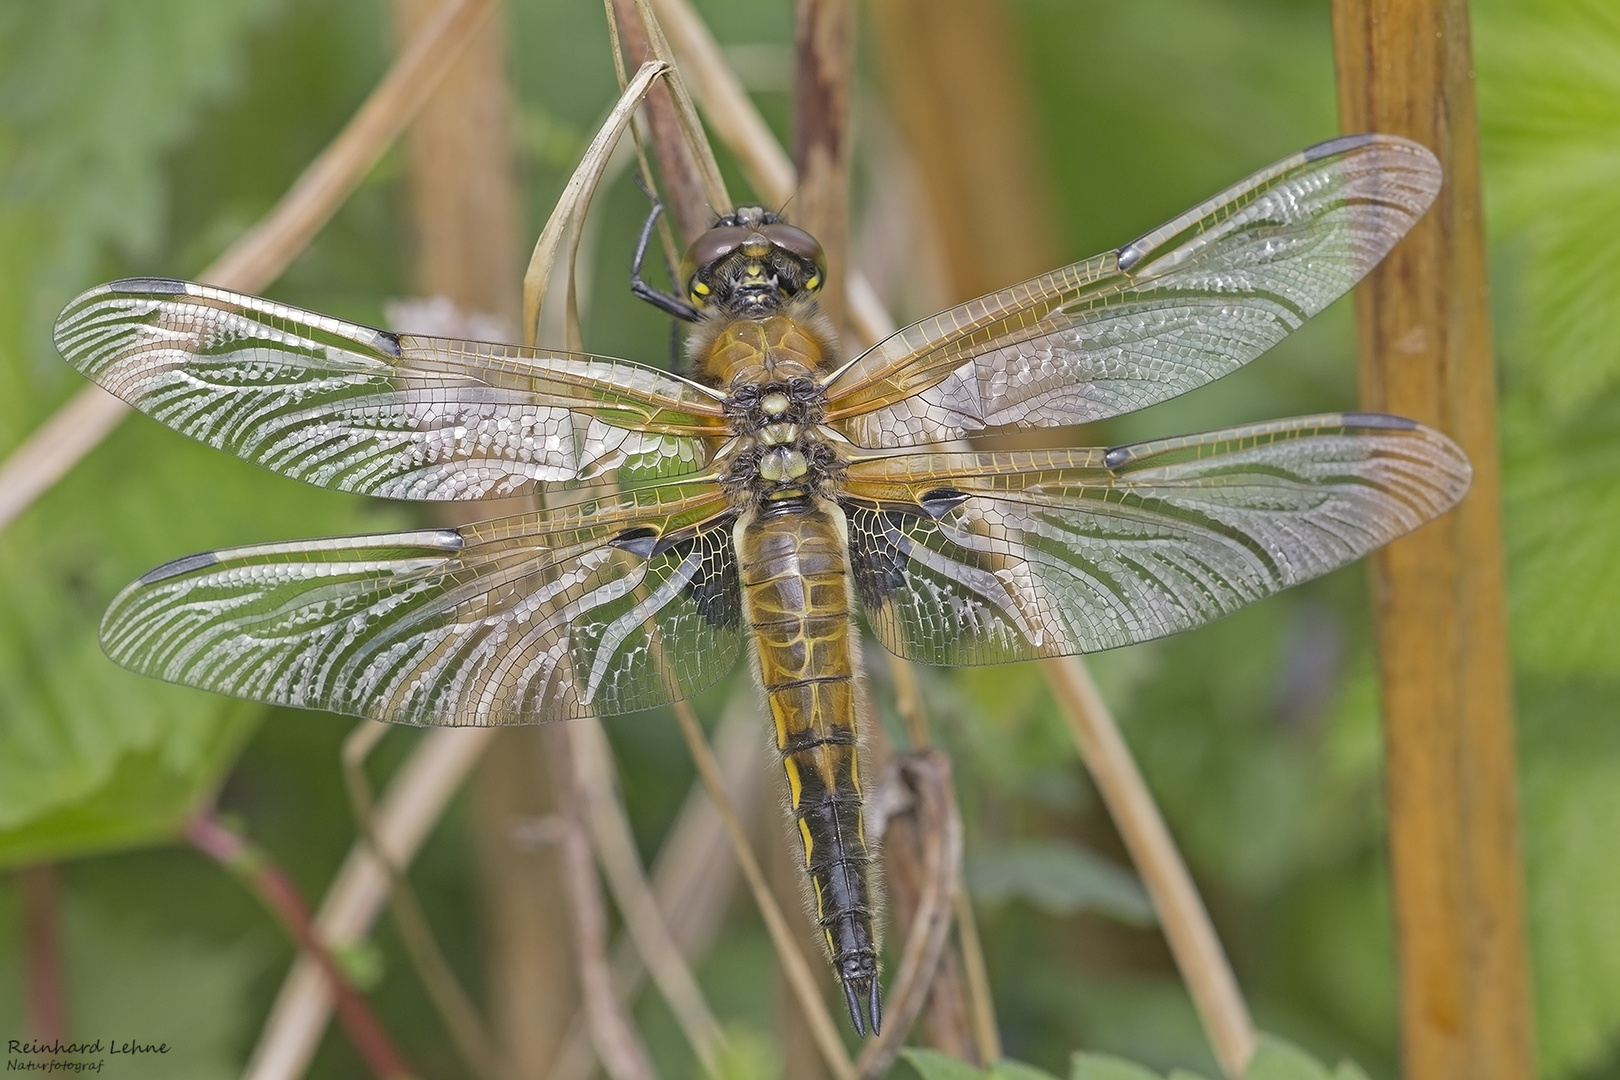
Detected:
left=55, top=133, right=1465, bottom=1037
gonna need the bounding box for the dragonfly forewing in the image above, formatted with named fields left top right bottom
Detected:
left=825, top=134, right=1443, bottom=447
left=54, top=278, right=729, bottom=499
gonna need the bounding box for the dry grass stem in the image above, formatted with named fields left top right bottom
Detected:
left=674, top=701, right=856, bottom=1080
left=854, top=751, right=963, bottom=1078
left=242, top=727, right=495, bottom=1080
left=642, top=0, right=893, bottom=348
left=574, top=718, right=727, bottom=1075
left=1044, top=657, right=1256, bottom=1077
left=0, top=0, right=494, bottom=539
left=606, top=0, right=710, bottom=245
left=792, top=0, right=854, bottom=332
left=546, top=724, right=660, bottom=1080
left=548, top=698, right=762, bottom=1080
left=648, top=0, right=795, bottom=201
left=522, top=59, right=668, bottom=347
left=206, top=0, right=495, bottom=288
left=341, top=723, right=515, bottom=1080
left=885, top=653, right=1000, bottom=1055
left=951, top=889, right=1001, bottom=1061
left=628, top=0, right=731, bottom=216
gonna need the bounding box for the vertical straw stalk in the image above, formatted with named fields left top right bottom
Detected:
left=545, top=724, right=660, bottom=1080
left=1332, top=3, right=1534, bottom=1079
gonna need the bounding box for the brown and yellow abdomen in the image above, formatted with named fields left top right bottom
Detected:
left=735, top=497, right=881, bottom=1034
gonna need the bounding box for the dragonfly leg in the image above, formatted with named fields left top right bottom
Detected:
left=630, top=175, right=701, bottom=323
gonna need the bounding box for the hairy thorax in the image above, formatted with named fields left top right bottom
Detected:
left=697, top=299, right=851, bottom=508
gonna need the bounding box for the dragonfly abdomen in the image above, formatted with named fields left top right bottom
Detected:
left=735, top=498, right=882, bottom=1036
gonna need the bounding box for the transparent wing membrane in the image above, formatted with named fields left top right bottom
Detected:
left=54, top=278, right=728, bottom=499
left=844, top=414, right=1470, bottom=664
left=99, top=484, right=743, bottom=724
left=826, top=135, right=1443, bottom=447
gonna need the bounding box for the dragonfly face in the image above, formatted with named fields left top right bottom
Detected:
left=679, top=205, right=827, bottom=319
left=54, top=134, right=1470, bottom=1038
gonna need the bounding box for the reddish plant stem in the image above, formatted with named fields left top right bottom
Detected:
left=20, top=864, right=67, bottom=1048
left=186, top=814, right=415, bottom=1080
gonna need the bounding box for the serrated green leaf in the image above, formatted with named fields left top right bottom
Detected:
left=1069, top=1052, right=1164, bottom=1080
left=1476, top=0, right=1620, bottom=412
left=1501, top=391, right=1620, bottom=677
left=966, top=839, right=1155, bottom=926
left=902, top=1047, right=988, bottom=1080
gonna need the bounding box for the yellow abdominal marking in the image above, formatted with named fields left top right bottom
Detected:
left=799, top=818, right=815, bottom=867
left=784, top=754, right=804, bottom=808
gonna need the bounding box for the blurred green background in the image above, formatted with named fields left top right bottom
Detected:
left=1, top=1, right=1616, bottom=1078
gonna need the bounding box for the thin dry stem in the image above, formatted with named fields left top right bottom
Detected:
left=793, top=0, right=855, bottom=332
left=545, top=724, right=660, bottom=1080
left=649, top=0, right=794, bottom=201
left=548, top=693, right=764, bottom=1080
left=342, top=723, right=515, bottom=1080
left=0, top=0, right=495, bottom=539
left=20, top=865, right=65, bottom=1047
left=521, top=59, right=668, bottom=347
left=243, top=727, right=495, bottom=1080
left=189, top=813, right=416, bottom=1080
left=854, top=751, right=962, bottom=1079
left=1044, top=657, right=1256, bottom=1077
left=644, top=0, right=893, bottom=348
left=602, top=0, right=684, bottom=269
left=673, top=701, right=856, bottom=1080
left=951, top=890, right=1001, bottom=1061
left=629, top=0, right=730, bottom=214
left=574, top=718, right=726, bottom=1075
left=884, top=656, right=1001, bottom=1058
left=209, top=0, right=496, bottom=288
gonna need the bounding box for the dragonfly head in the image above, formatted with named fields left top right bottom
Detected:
left=680, top=206, right=826, bottom=317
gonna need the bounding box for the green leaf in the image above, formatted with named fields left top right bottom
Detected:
left=1501, top=392, right=1620, bottom=677
left=1476, top=0, right=1620, bottom=412
left=1069, top=1053, right=1165, bottom=1080
left=902, top=1047, right=988, bottom=1080
left=0, top=420, right=406, bottom=865
left=966, top=839, right=1156, bottom=926
left=1242, top=1037, right=1330, bottom=1080
left=991, top=1060, right=1065, bottom=1080
left=1516, top=679, right=1620, bottom=1076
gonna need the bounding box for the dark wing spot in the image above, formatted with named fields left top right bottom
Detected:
left=918, top=488, right=970, bottom=518
left=609, top=528, right=661, bottom=559
left=1340, top=411, right=1417, bottom=430
left=109, top=276, right=187, bottom=294
left=139, top=550, right=219, bottom=584
left=1303, top=133, right=1376, bottom=162
left=372, top=328, right=403, bottom=357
